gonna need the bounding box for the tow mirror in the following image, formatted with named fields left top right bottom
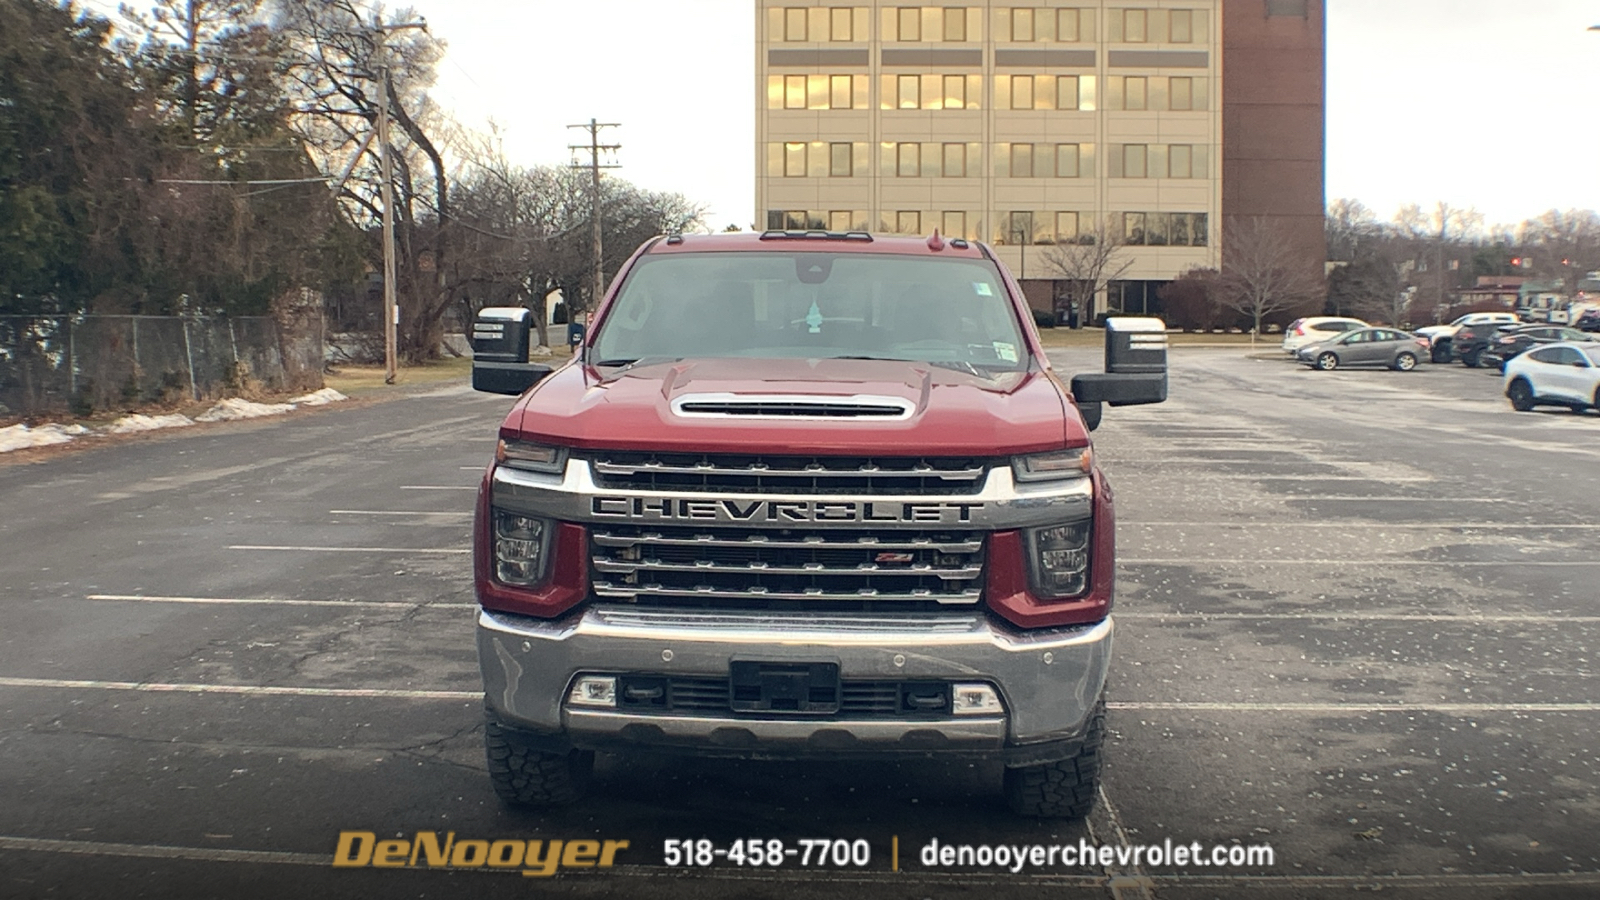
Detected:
left=470, top=307, right=552, bottom=396
left=1069, top=316, right=1168, bottom=430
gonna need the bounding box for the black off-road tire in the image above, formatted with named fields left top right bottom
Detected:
left=1004, top=698, right=1105, bottom=819
left=484, top=715, right=593, bottom=808
left=1507, top=378, right=1536, bottom=412
left=1430, top=342, right=1451, bottom=364
left=1462, top=349, right=1482, bottom=368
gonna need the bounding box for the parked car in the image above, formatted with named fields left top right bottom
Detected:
left=1297, top=327, right=1428, bottom=371
left=1450, top=321, right=1523, bottom=368
left=1282, top=317, right=1368, bottom=356
left=1416, top=312, right=1521, bottom=363
left=1503, top=343, right=1600, bottom=413
left=1576, top=308, right=1600, bottom=333
left=1483, top=326, right=1600, bottom=371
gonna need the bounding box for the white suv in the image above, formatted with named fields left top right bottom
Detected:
left=1414, top=312, right=1520, bottom=362
left=1282, top=317, right=1368, bottom=355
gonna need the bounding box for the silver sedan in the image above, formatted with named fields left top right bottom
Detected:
left=1297, top=327, right=1429, bottom=371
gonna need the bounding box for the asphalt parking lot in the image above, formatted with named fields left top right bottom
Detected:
left=2, top=349, right=1599, bottom=899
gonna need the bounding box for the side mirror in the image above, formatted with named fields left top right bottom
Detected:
left=471, top=307, right=552, bottom=396
left=1069, top=316, right=1168, bottom=431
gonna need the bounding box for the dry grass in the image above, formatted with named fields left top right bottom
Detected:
left=323, top=355, right=475, bottom=397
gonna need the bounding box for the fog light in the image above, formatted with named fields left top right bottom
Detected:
left=951, top=683, right=1004, bottom=716
left=567, top=676, right=617, bottom=709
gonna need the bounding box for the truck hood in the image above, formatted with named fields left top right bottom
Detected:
left=505, top=357, right=1081, bottom=455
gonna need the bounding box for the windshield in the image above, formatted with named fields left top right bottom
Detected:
left=591, top=252, right=1029, bottom=372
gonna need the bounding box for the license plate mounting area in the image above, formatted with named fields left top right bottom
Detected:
left=729, top=661, right=840, bottom=714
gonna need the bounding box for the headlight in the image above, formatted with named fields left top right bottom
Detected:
left=493, top=510, right=551, bottom=585
left=496, top=439, right=567, bottom=474
left=1024, top=522, right=1091, bottom=598
left=1012, top=447, right=1092, bottom=483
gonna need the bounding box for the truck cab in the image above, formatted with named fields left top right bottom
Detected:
left=468, top=231, right=1165, bottom=817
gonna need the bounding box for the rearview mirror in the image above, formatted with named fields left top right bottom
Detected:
left=1069, top=317, right=1168, bottom=430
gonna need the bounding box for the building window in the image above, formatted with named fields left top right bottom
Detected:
left=1118, top=212, right=1209, bottom=246
left=941, top=211, right=967, bottom=239
left=830, top=7, right=853, bottom=40
left=766, top=210, right=829, bottom=231
left=829, top=143, right=853, bottom=177
left=896, top=211, right=922, bottom=234
left=897, top=7, right=921, bottom=41
left=897, top=143, right=921, bottom=177
left=769, top=74, right=870, bottom=110
left=880, top=73, right=981, bottom=110
left=827, top=210, right=869, bottom=231
left=1108, top=9, right=1208, bottom=43
left=1104, top=76, right=1205, bottom=111
left=768, top=142, right=869, bottom=178
left=1056, top=75, right=1080, bottom=110
left=1007, top=211, right=1034, bottom=245
left=897, top=74, right=919, bottom=109
left=1000, top=74, right=1096, bottom=111
left=1000, top=8, right=1095, bottom=42
left=784, top=7, right=807, bottom=40
left=1266, top=0, right=1308, bottom=17
left=943, top=75, right=965, bottom=109
left=944, top=7, right=966, bottom=41
left=1010, top=74, right=1034, bottom=109
left=942, top=142, right=966, bottom=177
left=1055, top=212, right=1081, bottom=243
left=1055, top=143, right=1081, bottom=177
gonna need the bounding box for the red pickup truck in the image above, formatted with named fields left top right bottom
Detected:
left=469, top=230, right=1166, bottom=817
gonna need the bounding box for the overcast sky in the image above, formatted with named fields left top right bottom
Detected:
left=93, top=0, right=1600, bottom=231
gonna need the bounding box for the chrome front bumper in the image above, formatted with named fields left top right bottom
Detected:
left=478, top=606, right=1111, bottom=761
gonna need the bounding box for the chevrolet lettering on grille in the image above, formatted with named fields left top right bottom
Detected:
left=590, top=497, right=983, bottom=524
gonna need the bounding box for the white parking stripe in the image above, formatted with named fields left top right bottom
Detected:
left=1122, top=558, right=1596, bottom=566
left=1128, top=521, right=1600, bottom=529
left=1118, top=611, right=1600, bottom=623
left=0, top=835, right=326, bottom=867
left=227, top=545, right=470, bottom=554
left=86, top=594, right=475, bottom=609
left=0, top=676, right=478, bottom=699
left=328, top=509, right=472, bottom=518
left=1108, top=701, right=1600, bottom=713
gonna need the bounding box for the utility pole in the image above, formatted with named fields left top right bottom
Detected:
left=567, top=120, right=620, bottom=313
left=372, top=20, right=427, bottom=384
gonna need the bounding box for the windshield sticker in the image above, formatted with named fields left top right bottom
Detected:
left=994, top=342, right=1018, bottom=363
left=973, top=282, right=994, bottom=297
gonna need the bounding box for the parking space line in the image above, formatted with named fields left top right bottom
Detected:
left=0, top=676, right=479, bottom=699
left=227, top=545, right=470, bottom=554
left=1281, top=496, right=1513, bottom=502
left=1122, top=558, right=1597, bottom=566
left=86, top=594, right=476, bottom=609
left=0, top=835, right=326, bottom=867
left=328, top=509, right=473, bottom=518
left=1108, top=701, right=1600, bottom=713
left=1129, top=521, right=1600, bottom=529
left=1118, top=611, right=1600, bottom=623
left=1087, top=786, right=1156, bottom=900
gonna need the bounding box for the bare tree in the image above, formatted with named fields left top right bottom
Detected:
left=1037, top=215, right=1132, bottom=325
left=1215, top=217, right=1324, bottom=342
left=1325, top=198, right=1380, bottom=263
left=1520, top=208, right=1600, bottom=305
left=1391, top=201, right=1482, bottom=318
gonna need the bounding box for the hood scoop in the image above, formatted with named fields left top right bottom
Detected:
left=671, top=393, right=914, bottom=420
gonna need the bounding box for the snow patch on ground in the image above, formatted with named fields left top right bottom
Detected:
left=195, top=398, right=295, bottom=422
left=3, top=385, right=350, bottom=452
left=288, top=388, right=348, bottom=406
left=0, top=423, right=90, bottom=452
left=105, top=414, right=196, bottom=434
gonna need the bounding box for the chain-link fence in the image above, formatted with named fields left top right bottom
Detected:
left=0, top=315, right=324, bottom=417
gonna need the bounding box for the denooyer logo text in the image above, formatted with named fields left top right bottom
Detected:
left=332, top=831, right=630, bottom=877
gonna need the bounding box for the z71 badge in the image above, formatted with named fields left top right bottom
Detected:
left=590, top=496, right=982, bottom=524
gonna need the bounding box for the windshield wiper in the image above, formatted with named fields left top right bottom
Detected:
left=833, top=356, right=992, bottom=377
left=590, top=355, right=679, bottom=374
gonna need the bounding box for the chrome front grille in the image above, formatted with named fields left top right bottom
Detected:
left=591, top=525, right=985, bottom=610
left=586, top=452, right=989, bottom=495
